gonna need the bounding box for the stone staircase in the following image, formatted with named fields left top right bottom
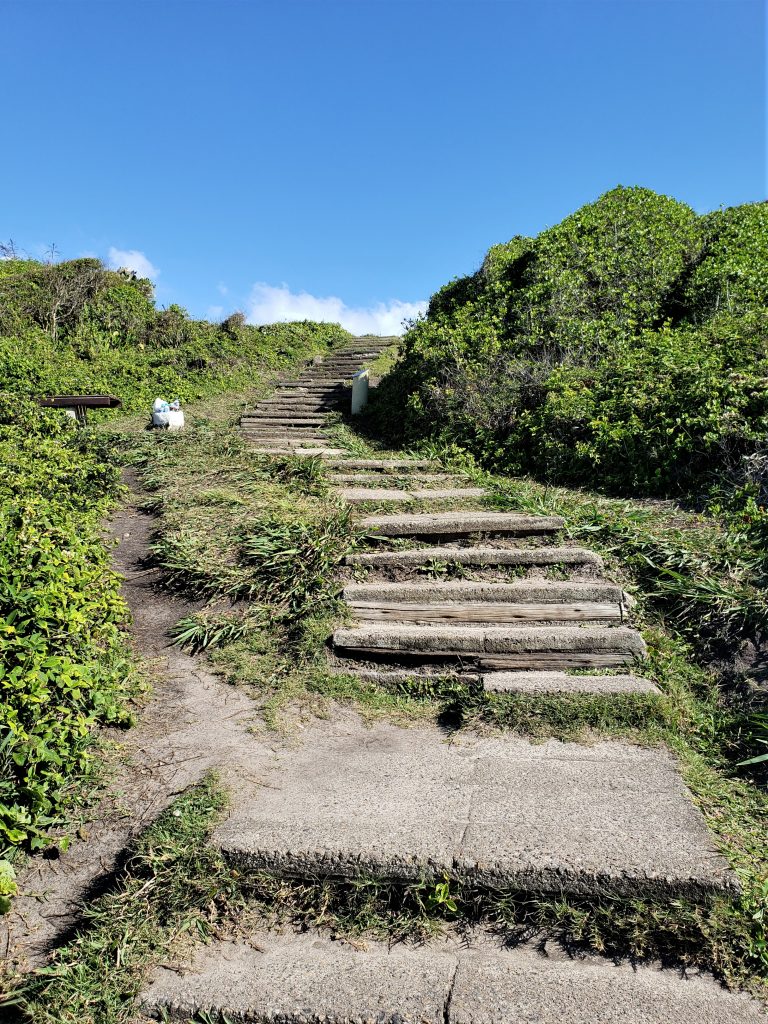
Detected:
left=140, top=337, right=763, bottom=1023
left=240, top=337, right=396, bottom=456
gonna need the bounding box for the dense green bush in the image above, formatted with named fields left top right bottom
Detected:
left=373, top=187, right=768, bottom=502
left=0, top=259, right=351, bottom=894
left=0, top=258, right=350, bottom=413
left=0, top=400, right=132, bottom=872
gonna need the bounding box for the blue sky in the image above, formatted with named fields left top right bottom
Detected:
left=3, top=0, right=765, bottom=333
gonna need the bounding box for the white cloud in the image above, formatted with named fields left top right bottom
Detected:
left=247, top=282, right=426, bottom=336
left=107, top=247, right=159, bottom=280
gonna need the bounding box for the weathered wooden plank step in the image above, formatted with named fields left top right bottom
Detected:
left=242, top=425, right=329, bottom=433
left=274, top=380, right=341, bottom=386
left=141, top=931, right=762, bottom=1024
left=254, top=405, right=338, bottom=413
left=360, top=511, right=564, bottom=537
left=244, top=433, right=332, bottom=440
left=288, top=376, right=351, bottom=384
left=345, top=545, right=602, bottom=568
left=330, top=472, right=464, bottom=484
left=348, top=601, right=623, bottom=623
left=211, top=718, right=732, bottom=899
left=276, top=382, right=346, bottom=388
left=261, top=393, right=340, bottom=400
left=241, top=436, right=330, bottom=445
left=248, top=446, right=348, bottom=456
left=333, top=624, right=646, bottom=659
left=337, top=487, right=488, bottom=503
left=243, top=415, right=329, bottom=424
left=325, top=458, right=439, bottom=471
left=343, top=581, right=625, bottom=603
left=482, top=671, right=660, bottom=695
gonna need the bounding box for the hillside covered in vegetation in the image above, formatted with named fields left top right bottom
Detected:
left=0, top=257, right=349, bottom=898
left=377, top=187, right=768, bottom=507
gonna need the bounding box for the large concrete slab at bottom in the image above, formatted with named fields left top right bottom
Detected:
left=214, top=718, right=733, bottom=899
left=140, top=933, right=764, bottom=1024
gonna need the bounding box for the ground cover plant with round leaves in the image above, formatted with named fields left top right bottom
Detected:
left=0, top=400, right=133, bottom=884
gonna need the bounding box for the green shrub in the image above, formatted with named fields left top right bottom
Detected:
left=0, top=257, right=350, bottom=415
left=0, top=403, right=133, bottom=855
left=0, top=260, right=352, bottom=878
left=373, top=187, right=768, bottom=503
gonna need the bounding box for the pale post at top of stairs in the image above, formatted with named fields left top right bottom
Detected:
left=352, top=369, right=369, bottom=414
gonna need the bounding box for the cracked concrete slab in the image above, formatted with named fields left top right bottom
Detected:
left=214, top=717, right=733, bottom=899
left=140, top=933, right=764, bottom=1024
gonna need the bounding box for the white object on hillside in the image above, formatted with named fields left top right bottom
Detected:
left=152, top=397, right=185, bottom=430
left=351, top=369, right=369, bottom=415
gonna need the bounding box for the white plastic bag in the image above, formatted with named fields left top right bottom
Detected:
left=151, top=397, right=184, bottom=430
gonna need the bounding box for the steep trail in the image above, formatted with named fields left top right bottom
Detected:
left=141, top=336, right=764, bottom=1023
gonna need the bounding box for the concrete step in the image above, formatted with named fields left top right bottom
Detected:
left=243, top=437, right=331, bottom=446
left=336, top=487, right=488, bottom=503
left=141, top=931, right=762, bottom=1024
left=332, top=624, right=646, bottom=668
left=343, top=666, right=481, bottom=686
left=345, top=545, right=602, bottom=569
left=344, top=665, right=659, bottom=697
left=212, top=718, right=732, bottom=898
left=359, top=511, right=564, bottom=538
left=243, top=415, right=329, bottom=424
left=347, top=601, right=623, bottom=625
left=482, top=671, right=660, bottom=695
left=329, top=472, right=464, bottom=484
left=248, top=446, right=348, bottom=456
left=325, top=459, right=438, bottom=471
left=343, top=581, right=626, bottom=604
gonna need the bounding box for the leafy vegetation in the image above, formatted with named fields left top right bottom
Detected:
left=0, top=255, right=350, bottom=886
left=0, top=256, right=349, bottom=413
left=372, top=187, right=768, bottom=504
left=0, top=399, right=134, bottom=881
